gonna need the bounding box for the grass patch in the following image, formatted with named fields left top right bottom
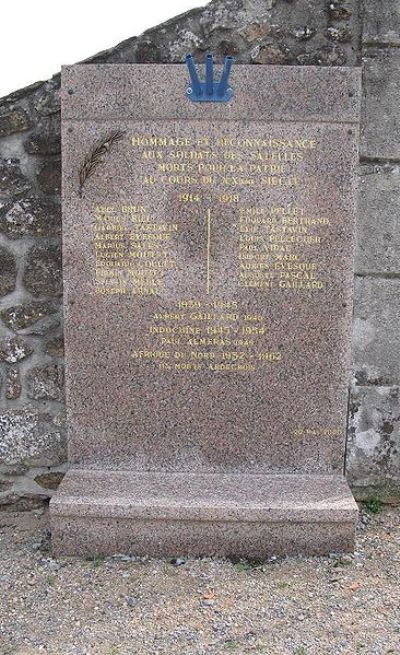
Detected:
left=277, top=580, right=290, bottom=589
left=234, top=559, right=264, bottom=572
left=365, top=495, right=382, bottom=514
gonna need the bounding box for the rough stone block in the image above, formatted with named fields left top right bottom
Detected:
left=347, top=385, right=400, bottom=502
left=32, top=79, right=61, bottom=116
left=0, top=406, right=66, bottom=468
left=0, top=301, right=58, bottom=331
left=44, top=336, right=64, bottom=357
left=295, top=44, right=347, bottom=66
left=327, top=26, right=353, bottom=43
left=34, top=471, right=64, bottom=490
left=361, top=49, right=400, bottom=160
left=356, top=164, right=400, bottom=274
left=0, top=158, right=31, bottom=202
left=0, top=336, right=33, bottom=363
left=0, top=196, right=61, bottom=239
left=363, top=0, right=400, bottom=46
left=0, top=246, right=17, bottom=297
left=353, top=277, right=400, bottom=385
left=5, top=365, right=21, bottom=400
left=24, top=115, right=61, bottom=155
left=37, top=159, right=61, bottom=195
left=19, top=314, right=60, bottom=336
left=0, top=108, right=31, bottom=137
left=26, top=364, right=64, bottom=401
left=328, top=1, right=353, bottom=21
left=0, top=478, right=13, bottom=493
left=23, top=244, right=62, bottom=297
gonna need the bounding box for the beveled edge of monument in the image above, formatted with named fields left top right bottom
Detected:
left=61, top=63, right=361, bottom=124
left=50, top=469, right=359, bottom=524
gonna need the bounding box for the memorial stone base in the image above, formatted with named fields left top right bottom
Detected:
left=51, top=470, right=357, bottom=557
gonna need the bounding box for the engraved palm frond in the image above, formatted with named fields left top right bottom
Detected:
left=78, top=130, right=124, bottom=197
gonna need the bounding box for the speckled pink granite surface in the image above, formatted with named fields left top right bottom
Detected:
left=51, top=64, right=360, bottom=557
left=51, top=470, right=357, bottom=557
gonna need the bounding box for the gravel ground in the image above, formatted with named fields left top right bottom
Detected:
left=0, top=504, right=399, bottom=655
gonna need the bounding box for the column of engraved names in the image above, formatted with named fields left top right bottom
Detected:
left=238, top=206, right=330, bottom=291
left=132, top=299, right=283, bottom=373
left=94, top=205, right=177, bottom=295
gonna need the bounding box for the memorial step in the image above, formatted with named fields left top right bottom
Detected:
left=50, top=469, right=358, bottom=558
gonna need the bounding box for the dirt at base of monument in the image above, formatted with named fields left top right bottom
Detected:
left=0, top=507, right=399, bottom=655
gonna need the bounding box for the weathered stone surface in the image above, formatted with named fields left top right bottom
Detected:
left=135, top=0, right=360, bottom=66
left=21, top=314, right=61, bottom=336
left=0, top=158, right=31, bottom=202
left=0, top=246, right=17, bottom=297
left=0, top=336, right=33, bottom=363
left=363, top=0, right=400, bottom=46
left=0, top=80, right=43, bottom=108
left=0, top=300, right=58, bottom=331
left=327, top=26, right=352, bottom=42
left=53, top=408, right=67, bottom=430
left=134, top=41, right=163, bottom=63
left=37, top=159, right=61, bottom=195
left=0, top=196, right=61, bottom=239
left=23, top=244, right=63, bottom=297
left=0, top=108, right=31, bottom=137
left=242, top=20, right=280, bottom=42
left=26, top=364, right=64, bottom=401
left=199, top=0, right=269, bottom=38
left=24, top=115, right=61, bottom=155
left=361, top=49, right=400, bottom=160
left=353, top=278, right=400, bottom=386
left=296, top=44, right=347, bottom=66
left=32, top=78, right=61, bottom=116
left=0, top=406, right=66, bottom=467
left=0, top=479, right=12, bottom=492
left=291, top=25, right=316, bottom=41
left=34, top=471, right=64, bottom=490
left=347, top=385, right=400, bottom=502
left=356, top=165, right=400, bottom=274
left=0, top=494, right=45, bottom=509
left=328, top=1, right=352, bottom=21
left=250, top=42, right=292, bottom=64
left=5, top=365, right=21, bottom=400
left=45, top=336, right=64, bottom=357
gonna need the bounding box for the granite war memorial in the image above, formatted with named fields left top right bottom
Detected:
left=49, top=59, right=361, bottom=557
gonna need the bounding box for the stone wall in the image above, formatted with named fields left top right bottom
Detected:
left=0, top=0, right=398, bottom=506
left=347, top=1, right=400, bottom=502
